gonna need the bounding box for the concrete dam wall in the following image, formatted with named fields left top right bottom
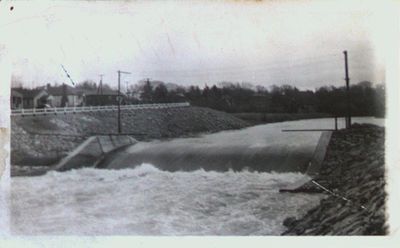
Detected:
left=54, top=135, right=137, bottom=171
left=97, top=121, right=330, bottom=173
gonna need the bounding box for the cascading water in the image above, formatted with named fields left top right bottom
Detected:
left=98, top=117, right=383, bottom=172
left=10, top=117, right=384, bottom=235
left=11, top=164, right=322, bottom=235
left=99, top=120, right=323, bottom=172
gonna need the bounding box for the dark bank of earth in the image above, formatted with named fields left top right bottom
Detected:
left=282, top=123, right=387, bottom=235
left=11, top=106, right=249, bottom=175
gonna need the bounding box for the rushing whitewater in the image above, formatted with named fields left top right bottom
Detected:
left=11, top=164, right=322, bottom=235
left=10, top=117, right=384, bottom=235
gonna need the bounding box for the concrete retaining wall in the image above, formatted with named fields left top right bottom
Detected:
left=279, top=131, right=332, bottom=193
left=306, top=131, right=333, bottom=177
left=53, top=135, right=136, bottom=171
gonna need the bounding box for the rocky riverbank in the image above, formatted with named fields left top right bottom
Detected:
left=282, top=123, right=387, bottom=235
left=11, top=106, right=249, bottom=168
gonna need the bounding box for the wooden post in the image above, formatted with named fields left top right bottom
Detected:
left=334, top=116, right=338, bottom=131
left=344, top=51, right=351, bottom=129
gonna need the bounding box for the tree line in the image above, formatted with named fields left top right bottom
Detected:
left=126, top=80, right=385, bottom=117
left=16, top=78, right=384, bottom=117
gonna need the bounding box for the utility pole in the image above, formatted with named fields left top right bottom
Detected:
left=98, top=74, right=104, bottom=95
left=117, top=70, right=131, bottom=134
left=343, top=51, right=351, bottom=129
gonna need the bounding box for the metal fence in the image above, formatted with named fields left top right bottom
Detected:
left=11, top=102, right=191, bottom=116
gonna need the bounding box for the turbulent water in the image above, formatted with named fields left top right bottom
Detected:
left=11, top=164, right=322, bottom=235
left=10, top=117, right=384, bottom=235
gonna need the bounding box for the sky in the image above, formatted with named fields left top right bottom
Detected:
left=0, top=0, right=392, bottom=90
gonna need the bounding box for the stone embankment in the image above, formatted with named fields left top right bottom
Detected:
left=282, top=124, right=386, bottom=235
left=11, top=106, right=249, bottom=168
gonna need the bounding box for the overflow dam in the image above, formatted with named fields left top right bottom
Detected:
left=70, top=117, right=382, bottom=173
left=96, top=122, right=324, bottom=173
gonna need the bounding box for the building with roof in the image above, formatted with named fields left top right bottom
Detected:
left=11, top=89, right=23, bottom=109
left=11, top=83, right=125, bottom=109
left=45, top=84, right=83, bottom=107
left=11, top=88, right=49, bottom=109
left=81, top=88, right=123, bottom=106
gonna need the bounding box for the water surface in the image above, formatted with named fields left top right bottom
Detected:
left=11, top=117, right=384, bottom=235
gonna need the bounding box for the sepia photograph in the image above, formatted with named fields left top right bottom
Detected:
left=0, top=0, right=399, bottom=241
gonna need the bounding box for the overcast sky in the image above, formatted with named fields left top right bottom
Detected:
left=0, top=0, right=391, bottom=90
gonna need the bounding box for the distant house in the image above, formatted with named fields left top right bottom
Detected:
left=11, top=88, right=49, bottom=109
left=46, top=84, right=83, bottom=107
left=11, top=84, right=125, bottom=109
left=10, top=89, right=23, bottom=109
left=82, top=88, right=124, bottom=106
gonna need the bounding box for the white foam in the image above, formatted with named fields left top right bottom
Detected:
left=11, top=164, right=322, bottom=235
left=11, top=117, right=384, bottom=235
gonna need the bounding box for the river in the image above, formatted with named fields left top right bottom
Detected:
left=10, top=117, right=384, bottom=235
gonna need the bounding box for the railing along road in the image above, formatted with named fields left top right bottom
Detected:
left=11, top=102, right=190, bottom=116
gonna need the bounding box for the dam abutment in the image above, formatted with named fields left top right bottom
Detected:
left=53, top=135, right=137, bottom=171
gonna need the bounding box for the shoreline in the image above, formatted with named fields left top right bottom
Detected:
left=232, top=112, right=332, bottom=125
left=281, top=123, right=387, bottom=235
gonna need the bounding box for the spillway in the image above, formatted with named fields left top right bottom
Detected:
left=98, top=117, right=384, bottom=173
left=99, top=119, right=327, bottom=172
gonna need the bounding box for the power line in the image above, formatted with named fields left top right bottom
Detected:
left=136, top=54, right=373, bottom=89
left=130, top=53, right=378, bottom=77
left=131, top=49, right=376, bottom=76
left=137, top=63, right=347, bottom=80
left=132, top=54, right=343, bottom=75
